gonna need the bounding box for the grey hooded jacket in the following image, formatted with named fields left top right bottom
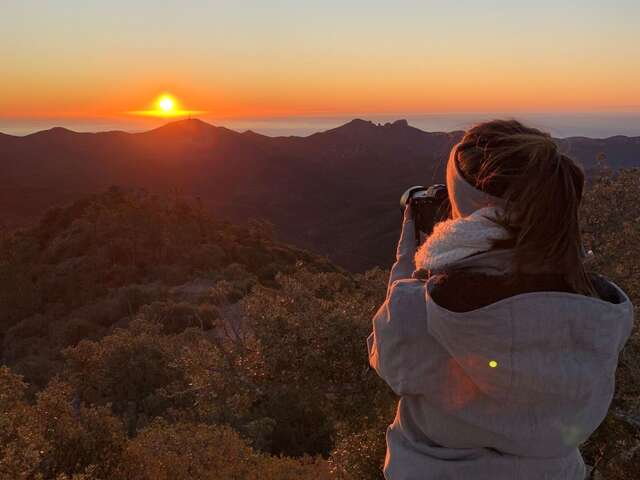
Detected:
left=367, top=213, right=634, bottom=480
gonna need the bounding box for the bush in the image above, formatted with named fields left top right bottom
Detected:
left=139, top=301, right=219, bottom=333
left=241, top=268, right=390, bottom=456
left=3, top=314, right=50, bottom=362
left=57, top=317, right=105, bottom=347
left=117, top=421, right=258, bottom=480
left=330, top=426, right=387, bottom=480
left=0, top=370, right=125, bottom=480
left=62, top=320, right=194, bottom=433
left=33, top=380, right=126, bottom=479
left=0, top=367, right=46, bottom=479
left=580, top=169, right=640, bottom=480
left=117, top=420, right=330, bottom=480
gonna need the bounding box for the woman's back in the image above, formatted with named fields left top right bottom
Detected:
left=368, top=250, right=633, bottom=479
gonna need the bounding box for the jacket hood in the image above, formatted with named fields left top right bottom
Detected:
left=421, top=271, right=633, bottom=457
left=368, top=246, right=633, bottom=460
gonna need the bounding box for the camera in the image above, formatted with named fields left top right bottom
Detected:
left=400, top=184, right=450, bottom=242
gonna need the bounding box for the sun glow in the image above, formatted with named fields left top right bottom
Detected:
left=129, top=94, right=204, bottom=118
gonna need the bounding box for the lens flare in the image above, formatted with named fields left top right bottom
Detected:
left=488, top=360, right=498, bottom=368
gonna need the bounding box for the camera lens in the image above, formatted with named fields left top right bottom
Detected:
left=400, top=185, right=427, bottom=209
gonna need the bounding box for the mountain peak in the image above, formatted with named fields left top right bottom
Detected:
left=147, top=118, right=240, bottom=138
left=387, top=119, right=409, bottom=128
left=23, top=126, right=79, bottom=139
left=157, top=118, right=214, bottom=130
left=48, top=126, right=76, bottom=133
left=324, top=119, right=377, bottom=136
left=343, top=118, right=376, bottom=128
left=319, top=118, right=415, bottom=139
left=335, top=118, right=412, bottom=132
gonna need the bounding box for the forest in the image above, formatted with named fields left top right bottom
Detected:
left=0, top=169, right=638, bottom=479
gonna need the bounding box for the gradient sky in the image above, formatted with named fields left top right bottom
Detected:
left=2, top=0, right=639, bottom=119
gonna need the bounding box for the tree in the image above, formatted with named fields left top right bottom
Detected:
left=62, top=320, right=194, bottom=435
left=117, top=421, right=330, bottom=480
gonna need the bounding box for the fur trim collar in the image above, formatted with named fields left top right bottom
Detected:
left=414, top=207, right=510, bottom=273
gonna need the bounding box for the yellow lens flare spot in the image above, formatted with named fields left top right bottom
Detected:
left=128, top=94, right=205, bottom=118
left=488, top=360, right=498, bottom=368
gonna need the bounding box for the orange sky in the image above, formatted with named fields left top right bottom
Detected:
left=2, top=1, right=639, bottom=119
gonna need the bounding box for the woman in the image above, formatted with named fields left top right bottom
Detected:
left=367, top=120, right=633, bottom=479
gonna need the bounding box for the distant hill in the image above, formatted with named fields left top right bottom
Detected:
left=2, top=118, right=639, bottom=270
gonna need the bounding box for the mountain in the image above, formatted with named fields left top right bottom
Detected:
left=2, top=118, right=639, bottom=270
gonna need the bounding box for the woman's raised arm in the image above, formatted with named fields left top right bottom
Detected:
left=387, top=205, right=417, bottom=294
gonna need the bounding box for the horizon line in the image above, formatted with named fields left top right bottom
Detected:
left=2, top=117, right=639, bottom=141
left=3, top=106, right=640, bottom=122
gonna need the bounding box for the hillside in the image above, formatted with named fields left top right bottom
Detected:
left=2, top=119, right=640, bottom=270
left=0, top=187, right=341, bottom=372
left=0, top=173, right=638, bottom=479
left=0, top=188, right=392, bottom=478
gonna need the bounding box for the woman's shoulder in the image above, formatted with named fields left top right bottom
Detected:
left=387, top=277, right=428, bottom=305
left=427, top=269, right=625, bottom=313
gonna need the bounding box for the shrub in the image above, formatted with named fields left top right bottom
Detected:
left=58, top=317, right=105, bottom=347
left=241, top=268, right=390, bottom=456
left=0, top=367, right=46, bottom=479
left=2, top=314, right=50, bottom=362
left=117, top=420, right=330, bottom=480
left=33, top=380, right=126, bottom=479
left=62, top=321, right=194, bottom=434
left=139, top=301, right=219, bottom=333
left=329, top=426, right=387, bottom=480
left=580, top=169, right=640, bottom=480
left=117, top=421, right=258, bottom=480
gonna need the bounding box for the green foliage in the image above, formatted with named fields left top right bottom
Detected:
left=583, top=169, right=640, bottom=302
left=0, top=369, right=125, bottom=479
left=139, top=301, right=219, bottom=333
left=32, top=380, right=126, bottom=479
left=0, top=188, right=384, bottom=478
left=117, top=421, right=258, bottom=480
left=0, top=188, right=310, bottom=387
left=330, top=425, right=388, bottom=480
left=0, top=367, right=46, bottom=479
left=242, top=268, right=390, bottom=457
left=62, top=320, right=194, bottom=434
left=580, top=169, right=640, bottom=480
left=3, top=314, right=51, bottom=362
left=117, top=421, right=331, bottom=480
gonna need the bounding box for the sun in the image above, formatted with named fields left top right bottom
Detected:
left=129, top=94, right=204, bottom=118
left=158, top=96, right=175, bottom=113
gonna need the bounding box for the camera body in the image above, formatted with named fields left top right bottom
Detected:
left=400, top=184, right=450, bottom=241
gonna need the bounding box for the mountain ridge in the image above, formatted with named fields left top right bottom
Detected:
left=4, top=117, right=640, bottom=142
left=2, top=117, right=639, bottom=270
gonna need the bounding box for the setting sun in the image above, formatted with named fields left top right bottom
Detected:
left=128, top=94, right=204, bottom=118
left=158, top=96, right=175, bottom=113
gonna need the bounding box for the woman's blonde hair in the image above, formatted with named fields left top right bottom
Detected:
left=456, top=119, right=596, bottom=296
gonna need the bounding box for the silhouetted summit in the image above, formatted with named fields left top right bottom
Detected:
left=145, top=118, right=243, bottom=140
left=329, top=118, right=377, bottom=132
